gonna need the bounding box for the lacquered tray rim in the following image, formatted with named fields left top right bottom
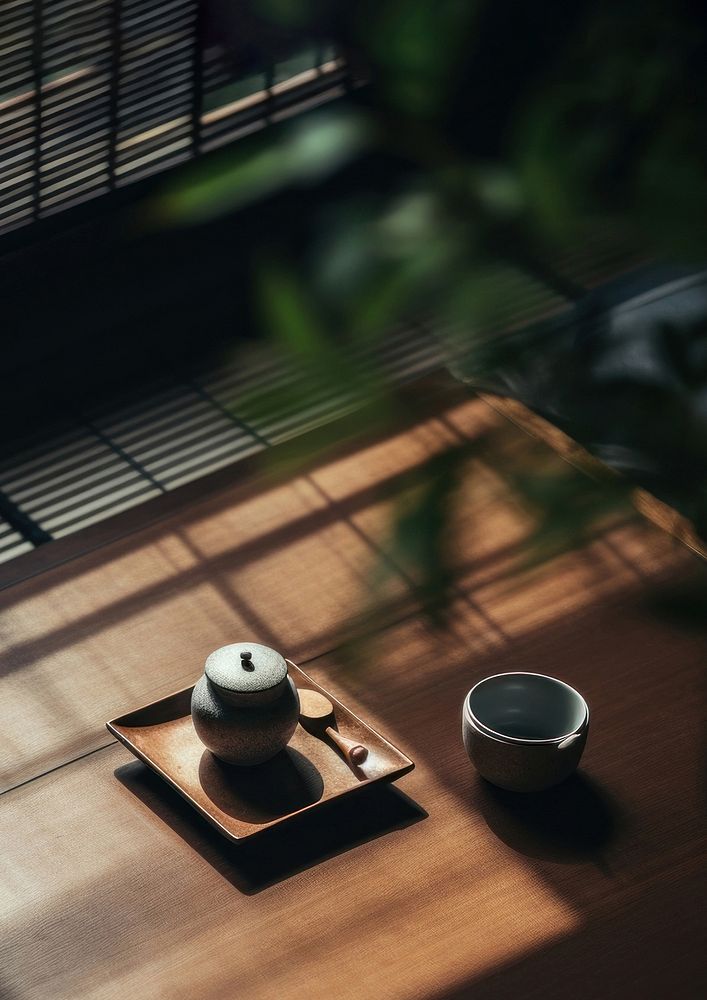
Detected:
left=107, top=662, right=414, bottom=842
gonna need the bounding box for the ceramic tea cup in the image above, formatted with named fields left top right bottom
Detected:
left=462, top=672, right=589, bottom=792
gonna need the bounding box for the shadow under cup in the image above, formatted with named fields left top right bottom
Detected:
left=462, top=673, right=590, bottom=792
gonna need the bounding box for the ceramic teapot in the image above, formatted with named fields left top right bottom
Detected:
left=191, top=642, right=299, bottom=766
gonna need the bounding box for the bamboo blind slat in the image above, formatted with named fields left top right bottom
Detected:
left=0, top=318, right=446, bottom=561
left=0, top=0, right=346, bottom=236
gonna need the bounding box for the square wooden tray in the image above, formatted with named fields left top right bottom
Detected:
left=107, top=661, right=414, bottom=842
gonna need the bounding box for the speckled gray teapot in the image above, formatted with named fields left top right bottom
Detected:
left=191, top=642, right=299, bottom=766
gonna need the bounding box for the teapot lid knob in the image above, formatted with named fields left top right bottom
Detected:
left=204, top=641, right=287, bottom=694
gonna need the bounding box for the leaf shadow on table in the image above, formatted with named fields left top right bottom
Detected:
left=475, top=772, right=621, bottom=867
left=115, top=761, right=426, bottom=894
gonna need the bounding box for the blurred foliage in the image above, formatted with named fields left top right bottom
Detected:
left=515, top=2, right=707, bottom=257
left=372, top=443, right=469, bottom=622
left=157, top=109, right=369, bottom=223
left=159, top=0, right=706, bottom=620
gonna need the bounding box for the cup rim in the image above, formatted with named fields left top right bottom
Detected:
left=463, top=671, right=589, bottom=745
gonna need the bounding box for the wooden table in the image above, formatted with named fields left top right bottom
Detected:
left=2, top=397, right=706, bottom=1000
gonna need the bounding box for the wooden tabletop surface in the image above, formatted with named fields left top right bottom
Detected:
left=2, top=397, right=706, bottom=1000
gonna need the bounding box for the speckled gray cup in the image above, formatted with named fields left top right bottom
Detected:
left=191, top=642, right=299, bottom=766
left=462, top=672, right=589, bottom=792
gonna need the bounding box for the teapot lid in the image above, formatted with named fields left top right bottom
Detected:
left=204, top=642, right=288, bottom=695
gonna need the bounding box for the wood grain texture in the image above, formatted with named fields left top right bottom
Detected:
left=0, top=408, right=470, bottom=791
left=2, top=581, right=706, bottom=1000
left=1, top=398, right=609, bottom=793
left=2, top=395, right=706, bottom=999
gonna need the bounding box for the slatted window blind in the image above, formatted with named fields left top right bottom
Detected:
left=0, top=0, right=346, bottom=235
left=0, top=322, right=446, bottom=561
left=0, top=231, right=647, bottom=565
